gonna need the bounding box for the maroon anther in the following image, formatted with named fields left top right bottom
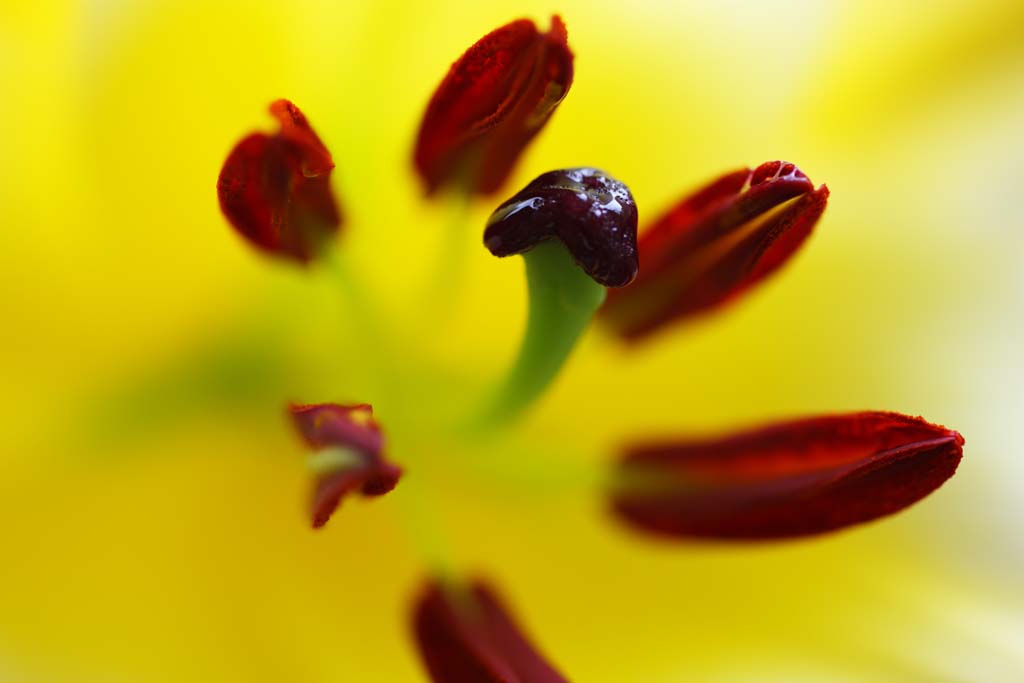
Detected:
left=217, top=100, right=342, bottom=263
left=601, top=161, right=828, bottom=339
left=290, top=403, right=402, bottom=529
left=612, top=412, right=963, bottom=540
left=414, top=16, right=574, bottom=197
left=412, top=578, right=570, bottom=683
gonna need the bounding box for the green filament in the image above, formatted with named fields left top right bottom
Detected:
left=474, top=240, right=606, bottom=429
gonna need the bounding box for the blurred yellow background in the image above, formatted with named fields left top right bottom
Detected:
left=1, top=0, right=1022, bottom=680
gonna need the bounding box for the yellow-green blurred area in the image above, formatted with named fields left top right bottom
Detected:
left=2, top=0, right=1023, bottom=680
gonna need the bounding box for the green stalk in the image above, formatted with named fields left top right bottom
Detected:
left=473, top=240, right=606, bottom=429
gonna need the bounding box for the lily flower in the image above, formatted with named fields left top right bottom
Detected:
left=414, top=16, right=574, bottom=197
left=217, top=99, right=342, bottom=263
left=17, top=2, right=1016, bottom=681
left=217, top=16, right=962, bottom=681
left=601, top=161, right=829, bottom=340
left=412, top=578, right=569, bottom=683
left=290, top=403, right=402, bottom=529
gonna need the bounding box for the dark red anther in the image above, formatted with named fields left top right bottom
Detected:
left=600, top=161, right=828, bottom=339
left=412, top=578, right=570, bottom=683
left=484, top=168, right=639, bottom=287
left=289, top=403, right=402, bottom=529
left=217, top=100, right=342, bottom=263
left=413, top=16, right=574, bottom=197
left=611, top=412, right=963, bottom=540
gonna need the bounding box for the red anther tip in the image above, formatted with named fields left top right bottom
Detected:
left=751, top=160, right=810, bottom=187
left=611, top=411, right=964, bottom=540
left=289, top=403, right=402, bottom=528
left=217, top=100, right=342, bottom=264
left=414, top=17, right=574, bottom=197
left=412, top=578, right=570, bottom=683
left=601, top=160, right=828, bottom=339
